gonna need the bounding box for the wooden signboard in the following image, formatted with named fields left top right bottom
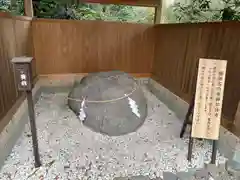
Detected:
left=191, top=58, right=227, bottom=140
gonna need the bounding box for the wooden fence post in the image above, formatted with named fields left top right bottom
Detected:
left=154, top=0, right=163, bottom=24
left=24, top=0, right=34, bottom=17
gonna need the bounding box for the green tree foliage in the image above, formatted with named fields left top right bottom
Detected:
left=0, top=0, right=154, bottom=23
left=0, top=0, right=23, bottom=15
left=33, top=0, right=75, bottom=19
left=165, top=0, right=240, bottom=23
left=0, top=0, right=10, bottom=12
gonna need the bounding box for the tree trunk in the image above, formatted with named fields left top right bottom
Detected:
left=32, top=0, right=40, bottom=17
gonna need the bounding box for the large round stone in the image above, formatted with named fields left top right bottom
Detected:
left=68, top=71, right=147, bottom=136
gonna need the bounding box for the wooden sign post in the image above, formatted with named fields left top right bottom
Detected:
left=11, top=57, right=41, bottom=168
left=181, top=58, right=227, bottom=164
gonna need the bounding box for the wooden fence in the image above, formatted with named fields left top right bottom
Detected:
left=0, top=14, right=33, bottom=126
left=152, top=22, right=240, bottom=120
left=32, top=19, right=154, bottom=75
left=1, top=15, right=240, bottom=128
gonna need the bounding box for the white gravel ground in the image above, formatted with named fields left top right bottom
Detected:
left=0, top=87, right=227, bottom=180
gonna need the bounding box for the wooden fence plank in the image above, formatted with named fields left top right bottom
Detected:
left=32, top=19, right=155, bottom=75
left=152, top=22, right=240, bottom=121
left=0, top=16, right=32, bottom=122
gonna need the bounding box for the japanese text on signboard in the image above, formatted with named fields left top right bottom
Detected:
left=191, top=59, right=227, bottom=140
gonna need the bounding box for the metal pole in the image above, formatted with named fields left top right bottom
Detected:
left=180, top=94, right=195, bottom=138
left=187, top=129, right=193, bottom=162
left=26, top=90, right=41, bottom=168
left=210, top=140, right=217, bottom=164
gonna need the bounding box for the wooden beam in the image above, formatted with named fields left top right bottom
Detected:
left=154, top=0, right=164, bottom=24
left=0, top=12, right=33, bottom=20
left=24, top=0, right=34, bottom=17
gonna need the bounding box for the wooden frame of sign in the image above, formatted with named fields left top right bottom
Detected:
left=11, top=57, right=41, bottom=168
left=180, top=58, right=227, bottom=164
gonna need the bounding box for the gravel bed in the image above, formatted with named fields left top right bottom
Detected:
left=0, top=87, right=227, bottom=180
